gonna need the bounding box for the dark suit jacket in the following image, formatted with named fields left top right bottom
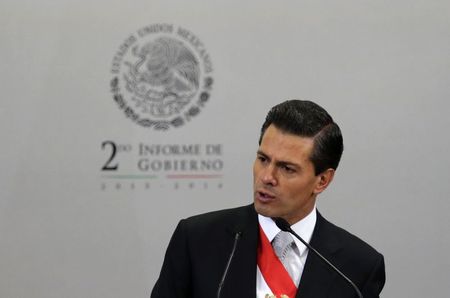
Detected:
left=151, top=204, right=385, bottom=298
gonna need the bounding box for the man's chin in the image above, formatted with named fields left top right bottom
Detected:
left=254, top=202, right=279, bottom=218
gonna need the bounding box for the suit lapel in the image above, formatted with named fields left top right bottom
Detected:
left=220, top=205, right=259, bottom=298
left=296, top=211, right=341, bottom=298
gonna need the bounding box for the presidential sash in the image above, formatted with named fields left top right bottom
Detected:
left=257, top=225, right=298, bottom=298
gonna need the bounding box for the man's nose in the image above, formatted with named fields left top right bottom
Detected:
left=261, top=164, right=277, bottom=186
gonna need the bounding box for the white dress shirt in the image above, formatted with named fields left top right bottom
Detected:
left=256, top=207, right=317, bottom=298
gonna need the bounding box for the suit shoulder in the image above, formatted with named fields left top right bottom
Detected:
left=317, top=213, right=383, bottom=261
left=179, top=204, right=256, bottom=235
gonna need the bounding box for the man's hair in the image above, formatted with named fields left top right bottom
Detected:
left=259, top=100, right=344, bottom=175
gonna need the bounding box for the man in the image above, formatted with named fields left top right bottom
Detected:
left=151, top=100, right=385, bottom=298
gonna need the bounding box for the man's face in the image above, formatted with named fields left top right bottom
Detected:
left=253, top=124, right=329, bottom=225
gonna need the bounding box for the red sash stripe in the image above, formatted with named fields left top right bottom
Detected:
left=257, top=225, right=297, bottom=298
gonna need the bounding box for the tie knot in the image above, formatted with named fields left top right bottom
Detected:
left=272, top=231, right=294, bottom=259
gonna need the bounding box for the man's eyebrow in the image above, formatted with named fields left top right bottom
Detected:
left=256, top=150, right=301, bottom=168
left=256, top=150, right=268, bottom=157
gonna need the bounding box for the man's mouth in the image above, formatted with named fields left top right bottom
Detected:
left=256, top=190, right=276, bottom=202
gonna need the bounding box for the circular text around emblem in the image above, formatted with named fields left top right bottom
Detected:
left=110, top=24, right=214, bottom=130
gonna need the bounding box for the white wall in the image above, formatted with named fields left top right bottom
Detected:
left=1, top=1, right=449, bottom=297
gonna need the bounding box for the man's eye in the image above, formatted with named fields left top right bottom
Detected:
left=282, top=166, right=295, bottom=173
left=257, top=156, right=267, bottom=163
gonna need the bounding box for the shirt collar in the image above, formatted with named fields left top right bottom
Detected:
left=258, top=206, right=317, bottom=256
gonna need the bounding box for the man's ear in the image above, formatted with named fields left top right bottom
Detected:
left=314, top=168, right=335, bottom=194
